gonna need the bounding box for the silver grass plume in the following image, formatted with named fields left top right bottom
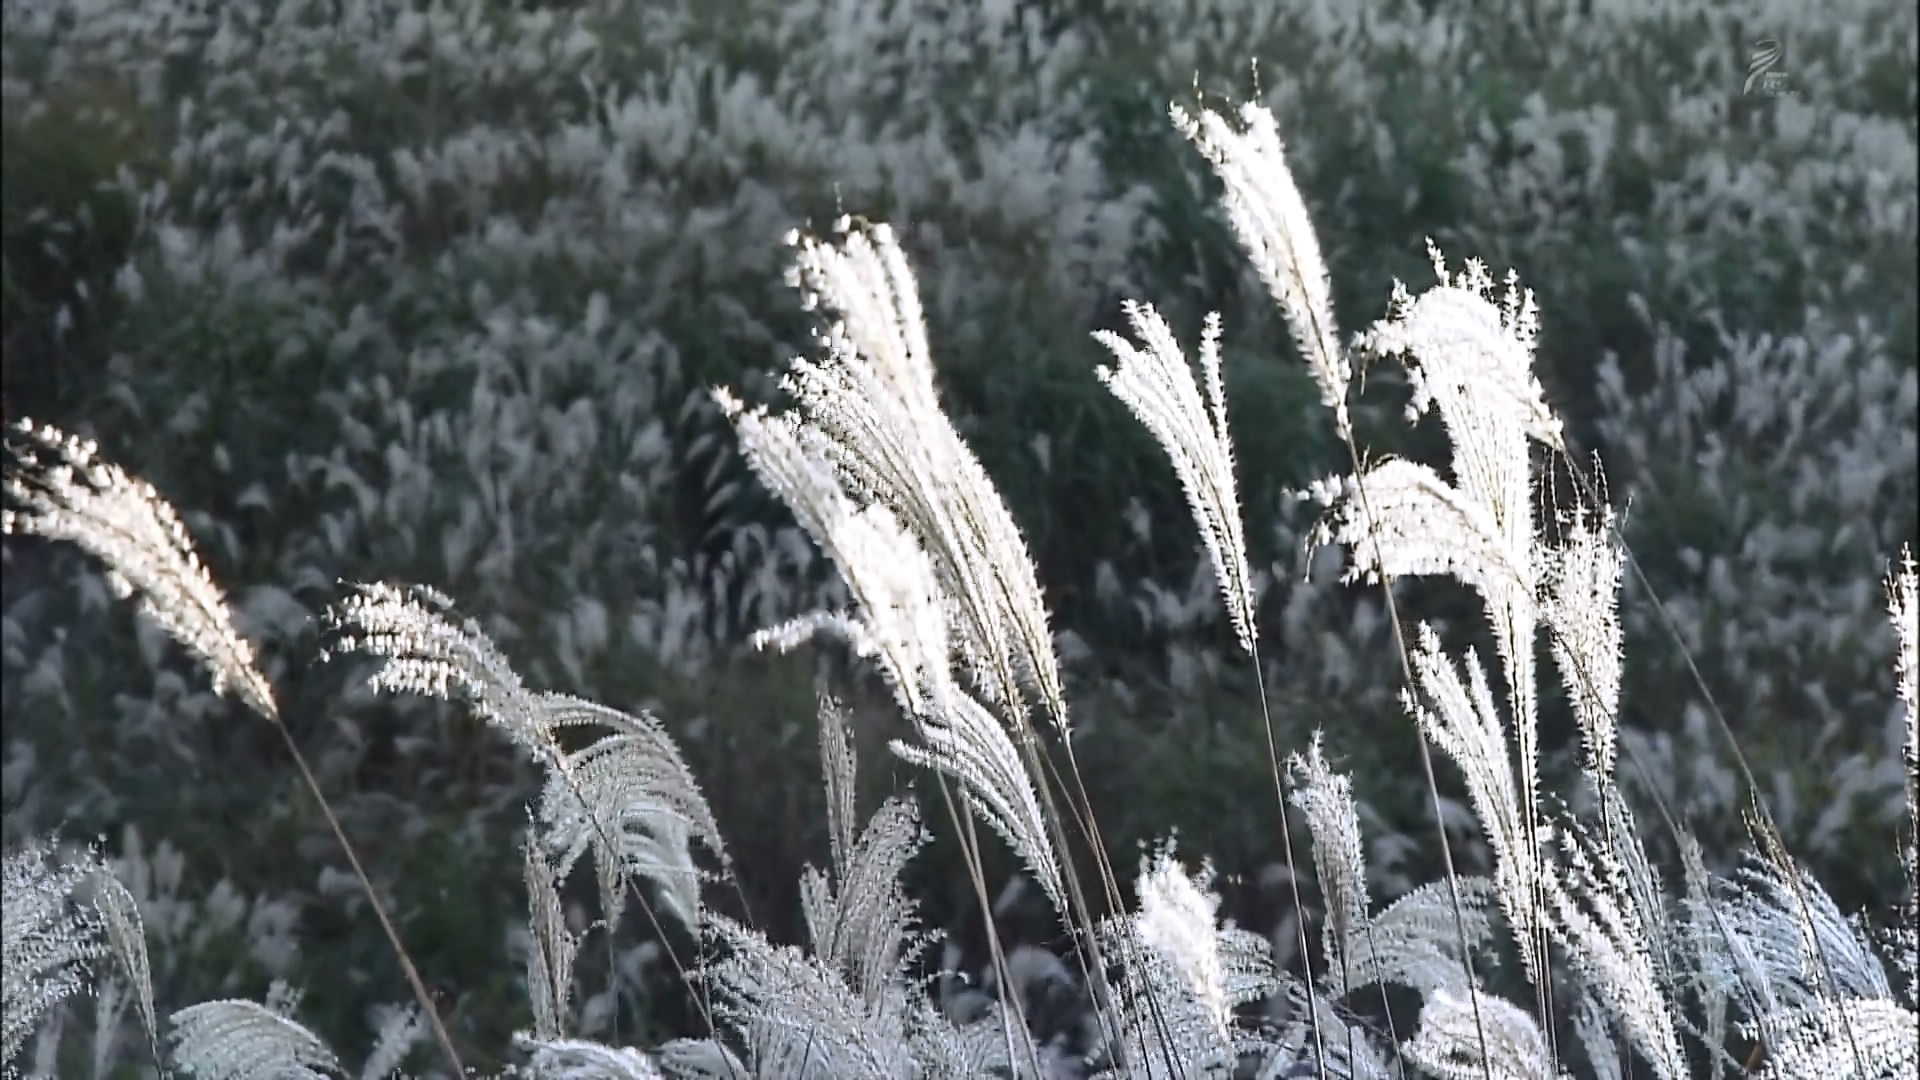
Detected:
left=1348, top=877, right=1498, bottom=996
left=536, top=697, right=726, bottom=933
left=324, top=582, right=562, bottom=762
left=778, top=220, right=1069, bottom=736
left=1131, top=851, right=1237, bottom=1054
left=1095, top=845, right=1279, bottom=1079
left=1594, top=790, right=1677, bottom=989
left=1284, top=726, right=1500, bottom=995
left=7, top=856, right=158, bottom=1076
left=808, top=709, right=1020, bottom=1080
left=699, top=817, right=1014, bottom=1080
left=1308, top=458, right=1531, bottom=614
left=92, top=870, right=157, bottom=1064
left=715, top=391, right=953, bottom=722
left=1317, top=248, right=1566, bottom=983
left=818, top=695, right=861, bottom=878
left=1675, top=830, right=1734, bottom=1068
left=1172, top=102, right=1351, bottom=442
left=1341, top=248, right=1562, bottom=735
left=798, top=796, right=927, bottom=1009
left=735, top=219, right=1142, bottom=1058
left=1542, top=820, right=1687, bottom=1078
left=1094, top=303, right=1258, bottom=655
left=2, top=843, right=109, bottom=1074
left=698, top=914, right=914, bottom=1080
left=803, top=697, right=929, bottom=1007
left=2, top=420, right=276, bottom=720
left=1542, top=500, right=1625, bottom=787
left=6, top=423, right=463, bottom=1075
left=324, top=584, right=725, bottom=933
left=1402, top=984, right=1560, bottom=1080
left=525, top=833, right=579, bottom=1043
left=718, top=388, right=1065, bottom=912
left=168, top=982, right=341, bottom=1080
left=673, top=697, right=1015, bottom=1080
left=1348, top=253, right=1561, bottom=844
left=1287, top=734, right=1369, bottom=988
left=1757, top=998, right=1917, bottom=1080
left=1687, top=854, right=1904, bottom=1035
left=1890, top=548, right=1917, bottom=906
left=515, top=1036, right=666, bottom=1079
left=1400, top=624, right=1550, bottom=982
left=888, top=687, right=1066, bottom=916
left=1696, top=848, right=1918, bottom=1080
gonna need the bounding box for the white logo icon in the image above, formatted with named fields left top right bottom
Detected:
left=1745, top=38, right=1795, bottom=97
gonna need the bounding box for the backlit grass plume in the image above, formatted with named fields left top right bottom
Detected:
left=2, top=420, right=277, bottom=721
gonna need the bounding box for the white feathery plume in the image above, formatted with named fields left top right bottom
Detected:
left=785, top=222, right=940, bottom=425
left=167, top=983, right=340, bottom=1080
left=1888, top=547, right=1917, bottom=896
left=1675, top=829, right=1734, bottom=1064
left=719, top=383, right=1067, bottom=920
left=784, top=221, right=1069, bottom=736
left=1349, top=248, right=1562, bottom=738
left=1365, top=245, right=1564, bottom=455
left=1594, top=788, right=1676, bottom=988
left=513, top=1035, right=667, bottom=1079
left=1352, top=876, right=1499, bottom=996
left=535, top=696, right=728, bottom=933
left=324, top=582, right=559, bottom=761
left=325, top=586, right=724, bottom=934
left=1132, top=850, right=1234, bottom=1049
left=1287, top=733, right=1369, bottom=984
left=1543, top=501, right=1626, bottom=787
left=2, top=420, right=277, bottom=720
left=1401, top=624, right=1548, bottom=983
left=1689, top=854, right=1895, bottom=1024
left=801, top=695, right=927, bottom=1010
left=889, top=685, right=1066, bottom=916
left=1095, top=303, right=1258, bottom=655
left=1099, top=846, right=1278, bottom=1077
left=1757, top=998, right=1919, bottom=1080
left=718, top=388, right=951, bottom=721
left=1173, top=102, right=1351, bottom=441
left=92, top=871, right=156, bottom=1060
left=1318, top=248, right=1567, bottom=995
left=797, top=795, right=928, bottom=1009
left=1683, top=838, right=1915, bottom=1080
left=2, top=842, right=108, bottom=1068
left=699, top=911, right=913, bottom=1080
left=1402, top=983, right=1560, bottom=1080
left=1543, top=826, right=1687, bottom=1080
left=524, top=835, right=578, bottom=1042
left=818, top=695, right=862, bottom=879
left=1309, top=457, right=1530, bottom=613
